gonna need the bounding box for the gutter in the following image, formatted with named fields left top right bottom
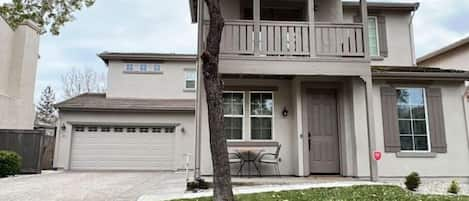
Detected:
left=372, top=72, right=469, bottom=81
left=409, top=10, right=416, bottom=66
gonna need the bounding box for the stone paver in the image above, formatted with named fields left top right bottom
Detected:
left=0, top=171, right=187, bottom=201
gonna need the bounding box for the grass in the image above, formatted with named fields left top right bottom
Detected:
left=173, top=185, right=469, bottom=201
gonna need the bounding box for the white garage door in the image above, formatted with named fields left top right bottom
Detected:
left=70, top=125, right=176, bottom=170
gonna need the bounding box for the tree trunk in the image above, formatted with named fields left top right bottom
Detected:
left=201, top=0, right=234, bottom=201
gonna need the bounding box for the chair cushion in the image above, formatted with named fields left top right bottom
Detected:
left=260, top=159, right=278, bottom=164
left=229, top=158, right=242, bottom=163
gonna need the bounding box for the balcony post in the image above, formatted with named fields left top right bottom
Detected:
left=253, top=0, right=260, bottom=56
left=360, top=0, right=370, bottom=60
left=308, top=0, right=315, bottom=57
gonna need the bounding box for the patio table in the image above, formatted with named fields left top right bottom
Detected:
left=233, top=147, right=264, bottom=177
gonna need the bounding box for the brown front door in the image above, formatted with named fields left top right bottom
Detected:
left=306, top=88, right=340, bottom=174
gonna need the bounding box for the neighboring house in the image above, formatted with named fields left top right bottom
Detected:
left=417, top=36, right=469, bottom=70
left=190, top=0, right=469, bottom=179
left=0, top=17, right=41, bottom=129
left=53, top=53, right=197, bottom=170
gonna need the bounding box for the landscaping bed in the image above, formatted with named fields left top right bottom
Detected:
left=173, top=185, right=469, bottom=201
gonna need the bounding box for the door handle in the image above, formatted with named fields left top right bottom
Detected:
left=308, top=132, right=311, bottom=151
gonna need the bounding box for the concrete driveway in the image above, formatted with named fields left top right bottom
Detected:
left=0, top=171, right=188, bottom=201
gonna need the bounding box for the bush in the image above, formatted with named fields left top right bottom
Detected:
left=186, top=178, right=210, bottom=192
left=0, top=151, right=22, bottom=178
left=448, top=180, right=460, bottom=194
left=404, top=172, right=421, bottom=191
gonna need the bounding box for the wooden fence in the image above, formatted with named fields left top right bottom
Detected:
left=0, top=129, right=55, bottom=173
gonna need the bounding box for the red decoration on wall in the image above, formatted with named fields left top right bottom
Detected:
left=374, top=151, right=382, bottom=161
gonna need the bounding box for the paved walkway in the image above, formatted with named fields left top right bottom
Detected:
left=0, top=171, right=188, bottom=201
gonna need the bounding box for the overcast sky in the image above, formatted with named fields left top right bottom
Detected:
left=2, top=0, right=469, bottom=102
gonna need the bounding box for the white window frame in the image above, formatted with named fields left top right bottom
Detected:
left=184, top=69, right=197, bottom=90
left=248, top=91, right=275, bottom=141
left=153, top=64, right=161, bottom=72
left=139, top=64, right=148, bottom=72
left=396, top=87, right=432, bottom=153
left=223, top=91, right=246, bottom=141
left=125, top=63, right=134, bottom=72
left=368, top=16, right=380, bottom=57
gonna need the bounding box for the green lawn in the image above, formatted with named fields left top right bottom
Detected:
left=173, top=185, right=469, bottom=201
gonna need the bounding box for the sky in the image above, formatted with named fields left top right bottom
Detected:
left=2, top=0, right=469, bottom=103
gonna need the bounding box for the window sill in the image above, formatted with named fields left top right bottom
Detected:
left=183, top=88, right=196, bottom=92
left=371, top=56, right=384, bottom=61
left=123, top=71, right=163, bottom=74
left=395, top=152, right=437, bottom=158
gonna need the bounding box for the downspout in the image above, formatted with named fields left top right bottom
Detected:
left=194, top=0, right=204, bottom=180
left=409, top=10, right=416, bottom=66
left=462, top=91, right=469, bottom=169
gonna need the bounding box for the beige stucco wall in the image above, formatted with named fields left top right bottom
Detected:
left=418, top=45, right=469, bottom=70
left=373, top=81, right=469, bottom=177
left=106, top=60, right=196, bottom=100
left=54, top=111, right=196, bottom=170
left=198, top=77, right=371, bottom=177
left=199, top=78, right=298, bottom=175
left=343, top=9, right=415, bottom=67
left=0, top=18, right=40, bottom=129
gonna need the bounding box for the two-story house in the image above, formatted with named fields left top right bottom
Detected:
left=54, top=0, right=469, bottom=180
left=54, top=53, right=198, bottom=170
left=191, top=0, right=469, bottom=180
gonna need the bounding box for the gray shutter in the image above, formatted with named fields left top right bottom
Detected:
left=380, top=87, right=401, bottom=152
left=377, top=16, right=388, bottom=57
left=426, top=88, right=447, bottom=153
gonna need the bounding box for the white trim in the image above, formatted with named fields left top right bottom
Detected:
left=223, top=91, right=246, bottom=141
left=396, top=87, right=431, bottom=152
left=184, top=69, right=197, bottom=90
left=248, top=91, right=275, bottom=141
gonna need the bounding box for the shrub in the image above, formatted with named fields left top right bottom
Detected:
left=404, top=172, right=421, bottom=191
left=448, top=180, right=460, bottom=194
left=0, top=151, right=22, bottom=178
left=186, top=178, right=210, bottom=191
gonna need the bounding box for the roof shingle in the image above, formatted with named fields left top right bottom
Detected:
left=56, top=93, right=195, bottom=112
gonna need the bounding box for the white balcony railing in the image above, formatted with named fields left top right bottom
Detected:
left=204, top=20, right=365, bottom=58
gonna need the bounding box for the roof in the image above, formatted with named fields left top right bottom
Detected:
left=342, top=1, right=419, bottom=11
left=371, top=66, right=469, bottom=80
left=55, top=93, right=196, bottom=112
left=417, top=36, right=469, bottom=64
left=98, top=52, right=197, bottom=65
left=189, top=1, right=419, bottom=23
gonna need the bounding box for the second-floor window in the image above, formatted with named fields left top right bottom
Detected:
left=125, top=64, right=134, bottom=72
left=368, top=16, right=380, bottom=57
left=124, top=63, right=162, bottom=73
left=139, top=64, right=148, bottom=72
left=185, top=69, right=196, bottom=90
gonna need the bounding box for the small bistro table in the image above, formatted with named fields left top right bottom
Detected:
left=232, top=147, right=265, bottom=177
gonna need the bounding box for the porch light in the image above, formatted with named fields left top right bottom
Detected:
left=61, top=123, right=66, bottom=131
left=282, top=107, right=288, bottom=117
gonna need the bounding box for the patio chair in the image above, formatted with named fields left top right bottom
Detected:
left=257, top=144, right=281, bottom=176
left=229, top=152, right=245, bottom=176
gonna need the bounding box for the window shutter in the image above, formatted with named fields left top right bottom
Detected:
left=377, top=16, right=388, bottom=57
left=426, top=88, right=447, bottom=153
left=380, top=87, right=401, bottom=152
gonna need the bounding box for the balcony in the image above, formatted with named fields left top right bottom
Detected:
left=204, top=20, right=365, bottom=58
left=200, top=0, right=369, bottom=60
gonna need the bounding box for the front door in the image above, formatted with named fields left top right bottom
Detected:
left=306, top=88, right=340, bottom=174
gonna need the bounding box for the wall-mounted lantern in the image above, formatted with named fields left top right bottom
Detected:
left=282, top=107, right=288, bottom=117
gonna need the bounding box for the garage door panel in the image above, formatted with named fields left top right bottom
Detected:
left=70, top=126, right=176, bottom=170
